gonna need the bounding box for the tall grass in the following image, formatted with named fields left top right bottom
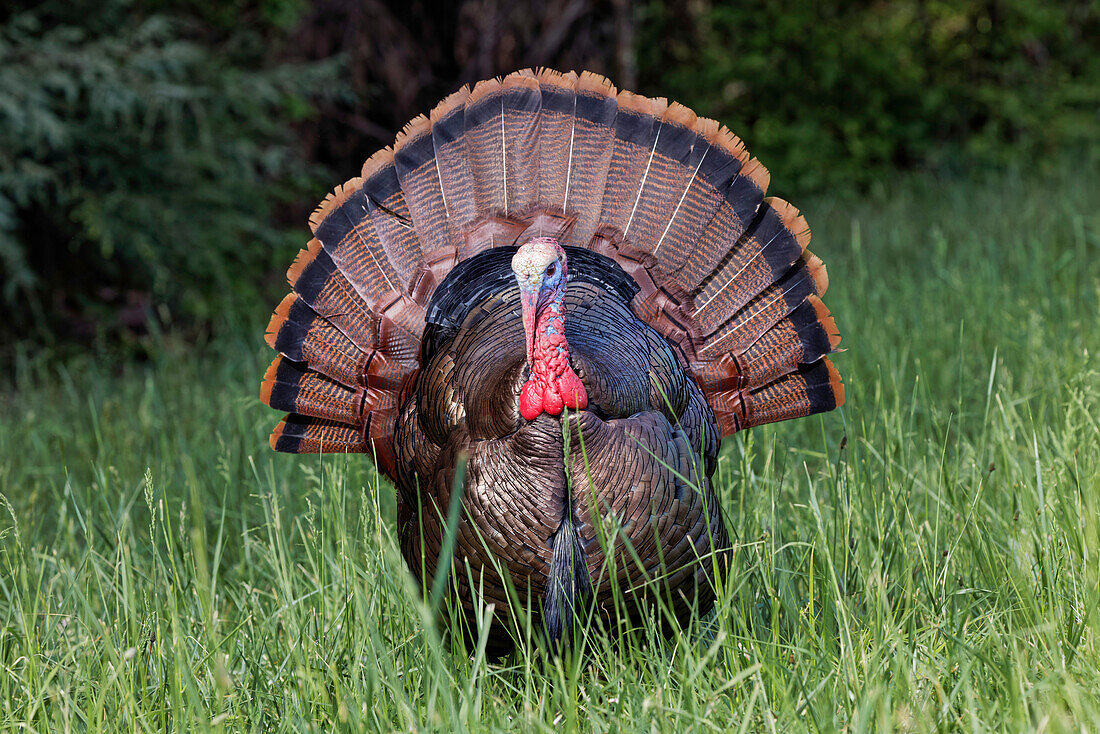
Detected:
left=1, top=161, right=1098, bottom=731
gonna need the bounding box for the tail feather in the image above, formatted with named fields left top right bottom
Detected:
left=650, top=117, right=731, bottom=273
left=600, top=90, right=667, bottom=238
left=463, top=77, right=513, bottom=231
left=620, top=103, right=702, bottom=255
left=307, top=179, right=360, bottom=233
left=458, top=71, right=543, bottom=246
left=747, top=357, right=844, bottom=427
left=270, top=413, right=368, bottom=454
left=262, top=355, right=363, bottom=426
left=535, top=68, right=578, bottom=212
left=308, top=181, right=406, bottom=319
left=699, top=255, right=826, bottom=360
left=566, top=72, right=618, bottom=244
left=692, top=197, right=810, bottom=334
left=306, top=182, right=427, bottom=342
left=501, top=70, right=543, bottom=214
left=287, top=237, right=422, bottom=365
left=394, top=114, right=460, bottom=277
left=268, top=395, right=400, bottom=474
left=737, top=295, right=841, bottom=389
left=361, top=148, right=424, bottom=290
left=286, top=239, right=377, bottom=350
left=671, top=136, right=766, bottom=292
left=708, top=357, right=844, bottom=435
left=431, top=85, right=477, bottom=239
left=265, top=292, right=368, bottom=389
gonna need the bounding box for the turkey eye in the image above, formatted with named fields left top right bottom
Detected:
left=546, top=263, right=557, bottom=277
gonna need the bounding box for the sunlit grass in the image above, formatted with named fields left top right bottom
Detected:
left=2, top=160, right=1098, bottom=731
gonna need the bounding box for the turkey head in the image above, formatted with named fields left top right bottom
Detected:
left=512, top=237, right=587, bottom=419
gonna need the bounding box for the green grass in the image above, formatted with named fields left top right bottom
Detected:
left=2, top=160, right=1099, bottom=731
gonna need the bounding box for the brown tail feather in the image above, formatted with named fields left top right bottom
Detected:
left=649, top=117, right=728, bottom=272
left=361, top=148, right=424, bottom=290
left=287, top=237, right=422, bottom=364
left=535, top=68, right=578, bottom=212
left=305, top=185, right=427, bottom=342
left=270, top=413, right=369, bottom=454
left=745, top=357, right=844, bottom=427
left=668, top=135, right=765, bottom=291
left=566, top=72, right=618, bottom=244
left=262, top=355, right=363, bottom=426
left=308, top=180, right=407, bottom=318
left=617, top=102, right=701, bottom=254
left=270, top=401, right=400, bottom=474
left=599, top=91, right=668, bottom=238
left=431, top=84, right=477, bottom=237
left=708, top=357, right=843, bottom=435
left=285, top=239, right=377, bottom=350
left=265, top=292, right=368, bottom=389
left=463, top=77, right=511, bottom=227
left=698, top=255, right=827, bottom=360
left=458, top=71, right=545, bottom=253
left=307, top=179, right=361, bottom=232
left=737, top=296, right=841, bottom=389
left=394, top=115, right=461, bottom=281
left=265, top=291, right=417, bottom=395
left=501, top=70, right=542, bottom=214
left=693, top=197, right=811, bottom=334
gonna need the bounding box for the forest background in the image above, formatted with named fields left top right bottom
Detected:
left=2, top=0, right=1096, bottom=349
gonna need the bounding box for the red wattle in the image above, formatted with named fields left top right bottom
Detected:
left=543, top=385, right=564, bottom=415
left=519, top=371, right=588, bottom=420
left=520, top=380, right=544, bottom=421
left=517, top=281, right=589, bottom=421
left=559, top=371, right=588, bottom=410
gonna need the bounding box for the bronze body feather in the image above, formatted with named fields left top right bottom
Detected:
left=261, top=69, right=844, bottom=655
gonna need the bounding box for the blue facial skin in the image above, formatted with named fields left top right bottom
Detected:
left=517, top=256, right=567, bottom=358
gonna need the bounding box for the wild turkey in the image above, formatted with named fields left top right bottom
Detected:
left=261, top=69, right=844, bottom=656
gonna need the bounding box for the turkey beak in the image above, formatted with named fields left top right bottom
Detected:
left=519, top=281, right=540, bottom=367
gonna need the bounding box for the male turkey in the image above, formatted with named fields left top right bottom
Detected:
left=261, top=69, right=844, bottom=656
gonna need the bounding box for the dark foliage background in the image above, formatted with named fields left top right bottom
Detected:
left=1, top=0, right=1097, bottom=352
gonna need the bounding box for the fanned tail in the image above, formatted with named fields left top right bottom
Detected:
left=263, top=67, right=844, bottom=478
